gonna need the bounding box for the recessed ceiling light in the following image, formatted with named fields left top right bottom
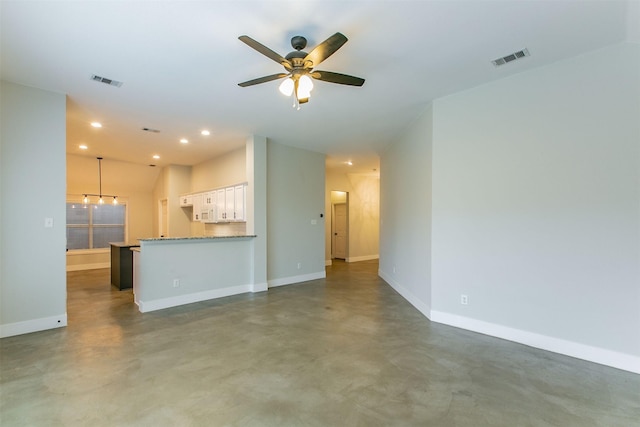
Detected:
left=180, top=138, right=188, bottom=144
left=90, top=122, right=102, bottom=128
left=152, top=155, right=160, bottom=159
left=346, top=161, right=353, bottom=166
left=201, top=130, right=210, bottom=136
left=79, top=144, right=88, bottom=150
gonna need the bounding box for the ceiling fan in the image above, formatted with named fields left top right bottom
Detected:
left=238, top=32, right=365, bottom=108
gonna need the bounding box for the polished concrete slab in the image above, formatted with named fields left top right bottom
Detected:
left=1, top=260, right=638, bottom=426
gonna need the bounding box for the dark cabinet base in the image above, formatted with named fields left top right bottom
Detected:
left=110, top=243, right=139, bottom=290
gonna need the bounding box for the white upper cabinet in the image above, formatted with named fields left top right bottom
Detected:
left=202, top=191, right=217, bottom=223
left=233, top=184, right=245, bottom=221
left=191, top=193, right=203, bottom=222
left=180, top=183, right=247, bottom=223
left=216, top=188, right=227, bottom=222
left=179, top=194, right=193, bottom=207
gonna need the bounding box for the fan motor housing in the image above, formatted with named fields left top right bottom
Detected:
left=285, top=50, right=307, bottom=67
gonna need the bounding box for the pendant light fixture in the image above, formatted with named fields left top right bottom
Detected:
left=83, top=157, right=118, bottom=205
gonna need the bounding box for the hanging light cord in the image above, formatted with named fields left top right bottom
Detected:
left=98, top=157, right=102, bottom=198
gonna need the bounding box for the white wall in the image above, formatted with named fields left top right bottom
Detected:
left=379, top=106, right=434, bottom=316
left=379, top=42, right=640, bottom=373
left=1, top=81, right=67, bottom=337
left=267, top=141, right=326, bottom=286
left=191, top=147, right=246, bottom=191
left=153, top=165, right=191, bottom=238
left=246, top=135, right=268, bottom=290
left=325, top=170, right=380, bottom=263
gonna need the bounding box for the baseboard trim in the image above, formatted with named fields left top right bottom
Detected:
left=66, top=262, right=110, bottom=272
left=347, top=254, right=379, bottom=263
left=379, top=269, right=639, bottom=374
left=325, top=259, right=332, bottom=266
left=0, top=314, right=67, bottom=338
left=430, top=311, right=640, bottom=375
left=251, top=282, right=268, bottom=293
left=268, top=271, right=326, bottom=288
left=378, top=269, right=432, bottom=320
left=138, top=284, right=252, bottom=313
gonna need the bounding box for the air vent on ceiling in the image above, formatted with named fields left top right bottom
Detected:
left=90, top=74, right=123, bottom=87
left=492, top=48, right=530, bottom=67
left=142, top=127, right=161, bottom=133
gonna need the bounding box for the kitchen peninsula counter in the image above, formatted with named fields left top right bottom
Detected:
left=138, top=235, right=256, bottom=242
left=132, top=235, right=263, bottom=313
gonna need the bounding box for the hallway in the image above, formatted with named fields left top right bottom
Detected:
left=1, top=261, right=638, bottom=426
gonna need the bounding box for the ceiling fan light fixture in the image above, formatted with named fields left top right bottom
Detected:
left=297, top=74, right=313, bottom=100
left=279, top=78, right=294, bottom=96
left=298, top=74, right=313, bottom=92
left=238, top=33, right=364, bottom=108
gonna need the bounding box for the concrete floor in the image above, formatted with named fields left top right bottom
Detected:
left=1, top=260, right=638, bottom=426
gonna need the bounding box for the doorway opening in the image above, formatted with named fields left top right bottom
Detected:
left=331, top=190, right=349, bottom=260
left=159, top=199, right=168, bottom=237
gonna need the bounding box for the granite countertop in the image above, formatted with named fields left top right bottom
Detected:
left=138, top=235, right=256, bottom=242
left=110, top=242, right=140, bottom=247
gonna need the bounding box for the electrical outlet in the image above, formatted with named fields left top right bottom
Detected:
left=460, top=294, right=468, bottom=305
left=297, top=262, right=301, bottom=269
left=173, top=279, right=180, bottom=288
left=393, top=265, right=397, bottom=273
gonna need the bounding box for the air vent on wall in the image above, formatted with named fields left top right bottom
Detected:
left=492, top=48, right=530, bottom=67
left=90, top=74, right=123, bottom=87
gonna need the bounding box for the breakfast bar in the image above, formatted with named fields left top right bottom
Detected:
left=131, top=235, right=263, bottom=313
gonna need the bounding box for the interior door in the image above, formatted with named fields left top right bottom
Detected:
left=333, top=203, right=347, bottom=259
left=160, top=199, right=168, bottom=237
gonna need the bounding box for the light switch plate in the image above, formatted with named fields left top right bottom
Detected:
left=45, top=217, right=54, bottom=228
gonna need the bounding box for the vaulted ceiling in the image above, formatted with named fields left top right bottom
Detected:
left=1, top=1, right=636, bottom=175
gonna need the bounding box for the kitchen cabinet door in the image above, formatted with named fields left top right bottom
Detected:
left=233, top=185, right=245, bottom=221
left=179, top=194, right=193, bottom=207
left=202, top=191, right=217, bottom=223
left=192, top=193, right=202, bottom=221
left=216, top=189, right=227, bottom=222
left=225, top=187, right=235, bottom=221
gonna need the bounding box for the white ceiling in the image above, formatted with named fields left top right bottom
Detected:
left=1, top=1, right=635, bottom=175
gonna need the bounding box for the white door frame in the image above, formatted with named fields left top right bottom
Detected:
left=330, top=191, right=349, bottom=260
left=159, top=199, right=168, bottom=237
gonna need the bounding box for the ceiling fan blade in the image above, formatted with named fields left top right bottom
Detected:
left=303, top=32, right=348, bottom=68
left=238, top=35, right=292, bottom=69
left=310, top=70, right=365, bottom=86
left=238, top=73, right=289, bottom=87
